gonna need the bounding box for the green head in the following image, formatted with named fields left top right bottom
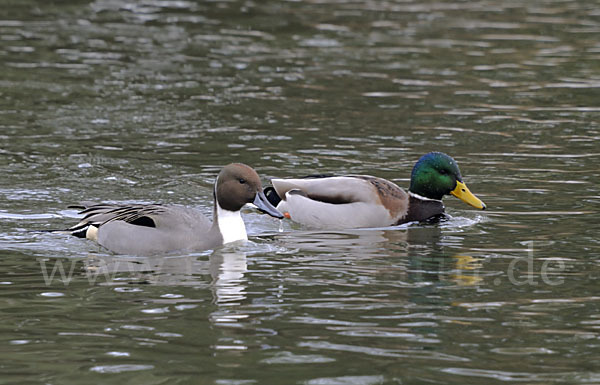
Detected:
left=409, top=152, right=461, bottom=200
left=409, top=152, right=486, bottom=209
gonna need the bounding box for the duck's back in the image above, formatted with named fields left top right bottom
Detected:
left=79, top=204, right=220, bottom=254
left=271, top=175, right=409, bottom=228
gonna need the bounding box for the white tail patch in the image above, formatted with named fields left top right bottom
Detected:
left=86, top=225, right=99, bottom=241
left=216, top=204, right=248, bottom=244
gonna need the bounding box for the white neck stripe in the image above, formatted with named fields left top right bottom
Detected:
left=216, top=203, right=248, bottom=244
left=408, top=191, right=443, bottom=202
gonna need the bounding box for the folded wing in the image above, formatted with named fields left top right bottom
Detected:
left=67, top=203, right=216, bottom=254
left=271, top=176, right=408, bottom=228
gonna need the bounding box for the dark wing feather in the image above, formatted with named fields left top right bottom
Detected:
left=67, top=204, right=166, bottom=237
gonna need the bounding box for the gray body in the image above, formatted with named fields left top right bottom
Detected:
left=64, top=163, right=283, bottom=255
left=272, top=175, right=422, bottom=229
left=86, top=204, right=222, bottom=255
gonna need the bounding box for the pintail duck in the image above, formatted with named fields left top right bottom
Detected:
left=264, top=152, right=485, bottom=229
left=65, top=163, right=283, bottom=255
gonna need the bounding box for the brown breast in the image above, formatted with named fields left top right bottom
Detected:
left=352, top=176, right=409, bottom=220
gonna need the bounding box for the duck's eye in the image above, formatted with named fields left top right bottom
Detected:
left=238, top=178, right=246, bottom=184
left=439, top=169, right=448, bottom=175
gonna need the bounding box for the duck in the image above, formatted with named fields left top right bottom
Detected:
left=64, top=163, right=283, bottom=255
left=264, top=152, right=485, bottom=229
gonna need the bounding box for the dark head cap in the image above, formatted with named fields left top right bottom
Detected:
left=215, top=163, right=263, bottom=211
left=215, top=163, right=284, bottom=218
left=408, top=152, right=486, bottom=209
left=409, top=152, right=462, bottom=200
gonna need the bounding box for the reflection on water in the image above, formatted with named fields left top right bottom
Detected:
left=81, top=249, right=251, bottom=305
left=1, top=0, right=600, bottom=383
left=210, top=251, right=248, bottom=304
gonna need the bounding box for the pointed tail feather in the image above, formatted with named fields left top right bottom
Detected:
left=33, top=223, right=93, bottom=238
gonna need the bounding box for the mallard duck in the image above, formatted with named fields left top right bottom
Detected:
left=64, top=163, right=283, bottom=255
left=264, top=152, right=485, bottom=228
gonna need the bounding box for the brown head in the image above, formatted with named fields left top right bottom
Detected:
left=215, top=163, right=283, bottom=218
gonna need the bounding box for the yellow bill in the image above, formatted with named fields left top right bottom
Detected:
left=450, top=181, right=486, bottom=210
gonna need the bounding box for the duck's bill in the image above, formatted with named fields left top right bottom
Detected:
left=252, top=191, right=284, bottom=218
left=450, top=181, right=486, bottom=210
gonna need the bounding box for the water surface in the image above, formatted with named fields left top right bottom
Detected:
left=1, top=1, right=600, bottom=384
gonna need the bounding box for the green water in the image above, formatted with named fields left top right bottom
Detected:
left=1, top=0, right=600, bottom=384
